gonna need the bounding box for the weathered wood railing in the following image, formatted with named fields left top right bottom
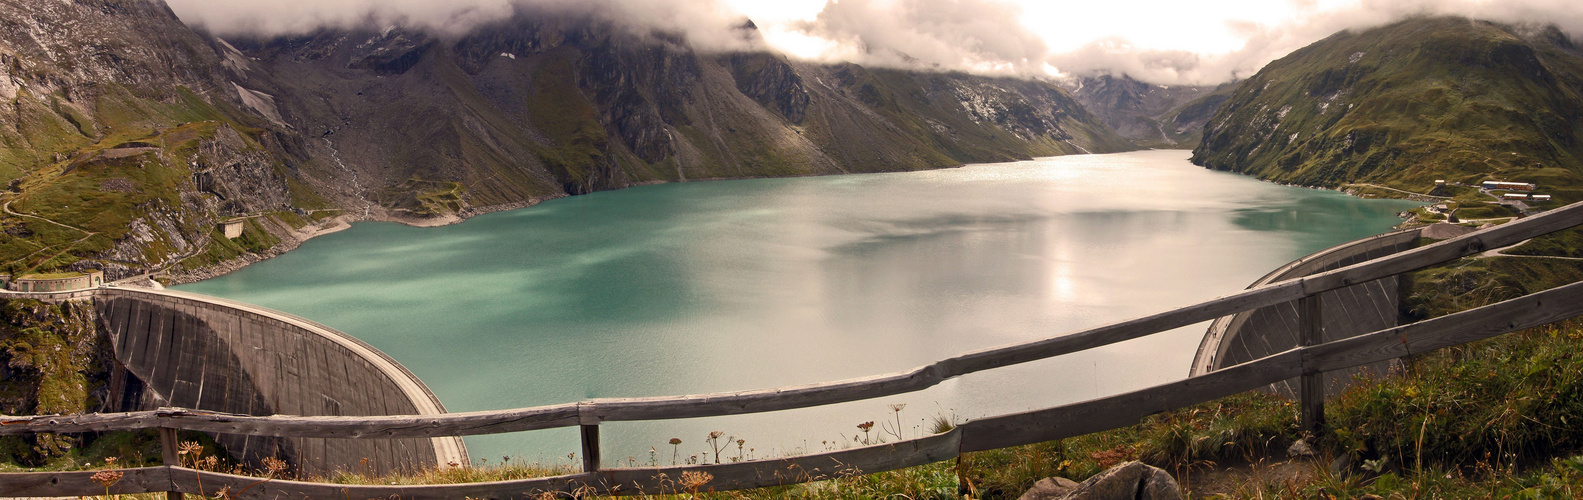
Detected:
left=7, top=201, right=1583, bottom=499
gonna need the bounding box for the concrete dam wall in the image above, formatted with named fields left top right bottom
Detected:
left=1191, top=226, right=1426, bottom=395
left=93, top=288, right=468, bottom=476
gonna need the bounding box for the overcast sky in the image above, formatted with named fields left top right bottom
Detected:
left=165, top=0, right=1583, bottom=86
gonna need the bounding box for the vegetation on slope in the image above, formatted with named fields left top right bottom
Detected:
left=1194, top=17, right=1583, bottom=203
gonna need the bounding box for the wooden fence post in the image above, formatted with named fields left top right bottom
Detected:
left=158, top=427, right=183, bottom=500
left=1299, top=295, right=1325, bottom=436
left=581, top=424, right=601, bottom=473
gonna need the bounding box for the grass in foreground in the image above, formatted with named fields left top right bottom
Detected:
left=341, top=318, right=1583, bottom=499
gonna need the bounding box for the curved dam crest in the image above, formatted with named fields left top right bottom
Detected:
left=1192, top=223, right=1475, bottom=394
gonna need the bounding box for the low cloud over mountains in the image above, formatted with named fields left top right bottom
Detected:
left=167, top=0, right=1583, bottom=85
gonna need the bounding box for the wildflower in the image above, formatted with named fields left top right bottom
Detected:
left=90, top=470, right=123, bottom=488
left=263, top=457, right=288, bottom=475
left=681, top=470, right=713, bottom=493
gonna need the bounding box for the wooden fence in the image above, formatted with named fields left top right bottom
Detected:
left=7, top=201, right=1583, bottom=499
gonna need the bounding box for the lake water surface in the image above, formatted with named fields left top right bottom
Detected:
left=177, top=150, right=1422, bottom=465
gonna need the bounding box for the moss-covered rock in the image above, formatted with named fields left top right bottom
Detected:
left=0, top=298, right=112, bottom=464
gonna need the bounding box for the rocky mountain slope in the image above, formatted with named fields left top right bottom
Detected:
left=1064, top=74, right=1230, bottom=148
left=223, top=15, right=1134, bottom=213
left=1192, top=17, right=1583, bottom=201
left=0, top=0, right=1132, bottom=280
left=0, top=0, right=314, bottom=280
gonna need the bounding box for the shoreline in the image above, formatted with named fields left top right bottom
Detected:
left=164, top=195, right=568, bottom=285
left=167, top=153, right=1434, bottom=286
left=161, top=166, right=984, bottom=285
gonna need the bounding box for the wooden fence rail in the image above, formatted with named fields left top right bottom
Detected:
left=6, top=201, right=1583, bottom=498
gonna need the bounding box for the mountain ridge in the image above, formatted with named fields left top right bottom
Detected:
left=0, top=0, right=1133, bottom=280
left=1192, top=16, right=1583, bottom=202
left=1062, top=74, right=1231, bottom=148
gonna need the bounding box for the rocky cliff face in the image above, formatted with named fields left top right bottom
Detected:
left=1192, top=17, right=1583, bottom=199
left=222, top=12, right=1134, bottom=212
left=1064, top=74, right=1227, bottom=148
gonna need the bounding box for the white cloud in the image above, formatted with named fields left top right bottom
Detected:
left=755, top=0, right=1583, bottom=85
left=783, top=0, right=1049, bottom=76
left=163, top=0, right=1583, bottom=85
left=165, top=0, right=754, bottom=52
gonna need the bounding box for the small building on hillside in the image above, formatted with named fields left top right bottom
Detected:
left=8, top=270, right=104, bottom=292
left=1502, top=192, right=1530, bottom=200
left=1483, top=180, right=1537, bottom=191
left=221, top=219, right=245, bottom=239
left=1532, top=194, right=1553, bottom=202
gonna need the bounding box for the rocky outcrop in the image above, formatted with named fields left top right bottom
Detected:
left=0, top=299, right=114, bottom=463
left=190, top=125, right=294, bottom=216
left=1019, top=462, right=1182, bottom=500
left=724, top=52, right=810, bottom=123
left=1017, top=477, right=1082, bottom=500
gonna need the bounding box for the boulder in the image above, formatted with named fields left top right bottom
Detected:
left=1019, top=461, right=1182, bottom=500
left=1017, top=477, right=1081, bottom=500
left=1287, top=438, right=1316, bottom=457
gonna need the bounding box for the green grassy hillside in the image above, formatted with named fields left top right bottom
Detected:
left=1193, top=17, right=1583, bottom=202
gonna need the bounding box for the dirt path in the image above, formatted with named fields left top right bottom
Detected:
left=2, top=200, right=92, bottom=234
left=1, top=199, right=98, bottom=269
left=1345, top=183, right=1450, bottom=200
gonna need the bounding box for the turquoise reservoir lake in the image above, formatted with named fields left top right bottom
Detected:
left=177, top=150, right=1422, bottom=465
